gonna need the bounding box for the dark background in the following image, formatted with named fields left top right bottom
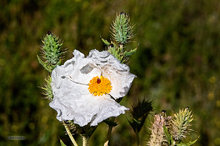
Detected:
left=0, top=0, right=220, bottom=145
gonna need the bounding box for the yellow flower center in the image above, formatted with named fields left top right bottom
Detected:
left=88, top=76, right=112, bottom=96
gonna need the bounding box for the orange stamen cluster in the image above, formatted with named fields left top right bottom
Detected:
left=88, top=76, right=112, bottom=96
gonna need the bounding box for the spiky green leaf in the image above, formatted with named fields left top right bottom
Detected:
left=40, top=76, right=53, bottom=100
left=101, top=38, right=110, bottom=46
left=163, top=126, right=174, bottom=145
left=124, top=48, right=137, bottom=57
left=37, top=55, right=52, bottom=72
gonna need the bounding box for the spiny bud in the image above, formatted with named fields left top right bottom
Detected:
left=170, top=108, right=193, bottom=141
left=111, top=12, right=133, bottom=45
left=37, top=33, right=64, bottom=72
left=103, top=13, right=136, bottom=63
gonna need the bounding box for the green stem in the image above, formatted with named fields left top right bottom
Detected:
left=82, top=135, right=88, bottom=146
left=63, top=121, right=78, bottom=146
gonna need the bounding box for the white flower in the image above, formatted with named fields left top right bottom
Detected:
left=49, top=49, right=136, bottom=127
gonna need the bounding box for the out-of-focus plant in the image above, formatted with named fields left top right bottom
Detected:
left=148, top=108, right=198, bottom=146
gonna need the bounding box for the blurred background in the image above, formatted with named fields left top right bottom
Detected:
left=0, top=0, right=220, bottom=145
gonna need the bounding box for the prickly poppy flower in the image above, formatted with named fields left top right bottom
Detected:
left=49, top=49, right=135, bottom=126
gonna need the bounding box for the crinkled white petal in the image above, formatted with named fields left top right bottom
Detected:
left=50, top=49, right=135, bottom=126
left=50, top=93, right=128, bottom=126
left=88, top=49, right=136, bottom=99
left=50, top=71, right=128, bottom=126
left=60, top=50, right=102, bottom=85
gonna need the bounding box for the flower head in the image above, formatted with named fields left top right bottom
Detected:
left=49, top=49, right=135, bottom=126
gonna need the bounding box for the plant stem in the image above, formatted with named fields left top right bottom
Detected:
left=135, top=131, right=140, bottom=146
left=107, top=125, right=113, bottom=144
left=63, top=121, right=78, bottom=146
left=106, top=118, right=115, bottom=146
left=82, top=135, right=88, bottom=146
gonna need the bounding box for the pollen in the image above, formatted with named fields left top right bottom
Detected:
left=88, top=76, right=112, bottom=96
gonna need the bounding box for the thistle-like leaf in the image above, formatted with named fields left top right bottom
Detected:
left=131, top=99, right=152, bottom=120
left=129, top=99, right=152, bottom=133
left=40, top=76, right=53, bottom=100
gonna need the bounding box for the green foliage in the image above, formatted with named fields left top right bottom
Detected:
left=40, top=76, right=53, bottom=100
left=123, top=48, right=137, bottom=58
left=101, top=38, right=111, bottom=46
left=163, top=126, right=174, bottom=145
left=60, top=139, right=67, bottom=146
